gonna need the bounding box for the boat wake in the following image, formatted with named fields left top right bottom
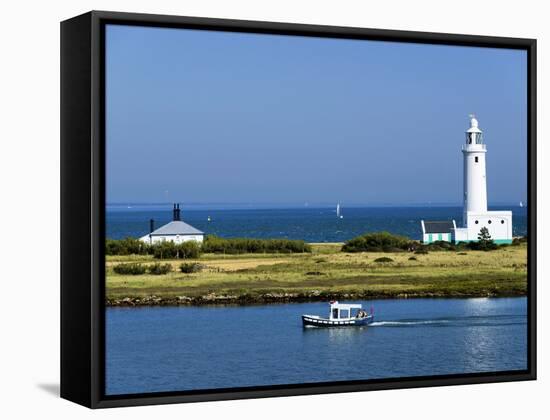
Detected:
left=369, top=320, right=449, bottom=327
left=369, top=314, right=525, bottom=328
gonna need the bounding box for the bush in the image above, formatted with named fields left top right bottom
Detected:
left=202, top=235, right=311, bottom=254
left=426, top=240, right=453, bottom=250
left=464, top=228, right=498, bottom=251
left=414, top=248, right=429, bottom=254
left=512, top=236, right=527, bottom=246
left=152, top=241, right=202, bottom=259
left=467, top=241, right=498, bottom=251
left=179, top=262, right=203, bottom=273
left=374, top=257, right=394, bottom=263
left=148, top=263, right=172, bottom=275
left=408, top=256, right=417, bottom=261
left=177, top=241, right=202, bottom=259
left=106, top=238, right=151, bottom=255
left=113, top=263, right=146, bottom=275
left=342, top=232, right=414, bottom=253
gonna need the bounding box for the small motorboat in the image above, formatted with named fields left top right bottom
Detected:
left=302, top=301, right=374, bottom=327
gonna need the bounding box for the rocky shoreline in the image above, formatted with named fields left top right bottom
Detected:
left=106, top=289, right=526, bottom=306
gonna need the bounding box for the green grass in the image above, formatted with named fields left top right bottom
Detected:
left=105, top=242, right=527, bottom=304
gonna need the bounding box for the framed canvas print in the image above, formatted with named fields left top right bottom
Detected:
left=60, top=11, right=536, bottom=408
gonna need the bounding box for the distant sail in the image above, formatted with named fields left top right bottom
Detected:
left=519, top=201, right=524, bottom=208
left=336, top=203, right=340, bottom=218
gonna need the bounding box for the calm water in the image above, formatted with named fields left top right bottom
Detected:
left=106, top=205, right=527, bottom=242
left=106, top=297, right=527, bottom=395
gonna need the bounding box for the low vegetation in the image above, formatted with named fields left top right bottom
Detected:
left=106, top=238, right=150, bottom=256
left=342, top=231, right=413, bottom=253
left=106, top=241, right=528, bottom=304
left=343, top=231, right=527, bottom=254
left=374, top=257, right=394, bottom=263
left=113, top=263, right=147, bottom=275
left=179, top=262, right=204, bottom=273
left=152, top=241, right=201, bottom=259
left=106, top=236, right=311, bottom=259
left=202, top=235, right=311, bottom=254
left=148, top=263, right=172, bottom=275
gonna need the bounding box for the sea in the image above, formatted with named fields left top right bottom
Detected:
left=106, top=297, right=528, bottom=395
left=106, top=204, right=528, bottom=241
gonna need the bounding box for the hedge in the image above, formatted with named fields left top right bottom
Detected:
left=201, top=235, right=311, bottom=254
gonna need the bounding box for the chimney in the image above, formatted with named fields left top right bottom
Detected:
left=173, top=203, right=181, bottom=221
left=149, top=218, right=155, bottom=234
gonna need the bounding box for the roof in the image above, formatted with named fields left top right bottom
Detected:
left=330, top=301, right=362, bottom=310
left=149, top=220, right=204, bottom=236
left=423, top=221, right=455, bottom=234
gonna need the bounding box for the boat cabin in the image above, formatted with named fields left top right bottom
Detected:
left=329, top=301, right=364, bottom=320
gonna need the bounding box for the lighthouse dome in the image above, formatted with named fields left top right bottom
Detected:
left=466, top=114, right=482, bottom=133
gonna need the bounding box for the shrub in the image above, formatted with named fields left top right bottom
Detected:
left=305, top=271, right=325, bottom=276
left=148, top=263, right=172, bottom=275
left=466, top=228, right=498, bottom=251
left=113, top=263, right=146, bottom=275
left=342, top=232, right=413, bottom=253
left=374, top=257, right=394, bottom=263
left=511, top=236, right=527, bottom=246
left=106, top=238, right=151, bottom=255
left=408, top=256, right=417, bottom=261
left=426, top=240, right=453, bottom=251
left=179, top=262, right=203, bottom=273
left=152, top=241, right=202, bottom=259
left=414, top=248, right=429, bottom=254
left=177, top=241, right=202, bottom=259
left=202, top=236, right=311, bottom=254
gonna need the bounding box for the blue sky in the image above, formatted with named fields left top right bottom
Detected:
left=106, top=24, right=527, bottom=206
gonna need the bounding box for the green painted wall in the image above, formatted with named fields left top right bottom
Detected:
left=454, top=239, right=513, bottom=245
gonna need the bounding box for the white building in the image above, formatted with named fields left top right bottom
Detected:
left=422, top=115, right=513, bottom=244
left=421, top=220, right=456, bottom=244
left=139, top=204, right=204, bottom=244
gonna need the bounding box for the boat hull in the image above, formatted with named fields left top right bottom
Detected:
left=302, top=314, right=373, bottom=328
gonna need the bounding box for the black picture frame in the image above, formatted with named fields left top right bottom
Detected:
left=60, top=10, right=537, bottom=409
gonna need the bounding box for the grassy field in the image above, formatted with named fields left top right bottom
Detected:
left=105, top=242, right=528, bottom=305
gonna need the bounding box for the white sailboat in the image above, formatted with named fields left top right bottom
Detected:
left=336, top=203, right=343, bottom=219
left=519, top=201, right=524, bottom=208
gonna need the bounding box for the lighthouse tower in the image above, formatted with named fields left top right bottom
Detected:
left=463, top=115, right=487, bottom=218
left=452, top=115, right=513, bottom=244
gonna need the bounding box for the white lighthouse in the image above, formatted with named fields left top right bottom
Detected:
left=462, top=115, right=487, bottom=216
left=452, top=115, right=513, bottom=244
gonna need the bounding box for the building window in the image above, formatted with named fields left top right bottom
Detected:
left=475, top=156, right=479, bottom=163
left=475, top=220, right=479, bottom=224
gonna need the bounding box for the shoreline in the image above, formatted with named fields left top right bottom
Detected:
left=106, top=290, right=527, bottom=307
